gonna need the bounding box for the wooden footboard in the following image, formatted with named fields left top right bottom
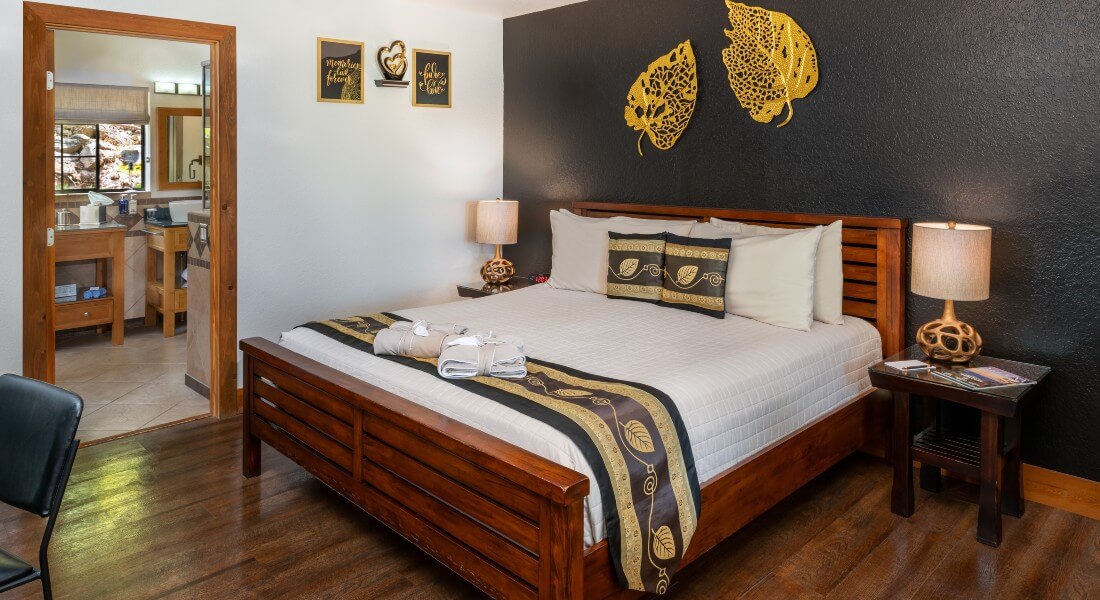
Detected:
left=241, top=338, right=589, bottom=599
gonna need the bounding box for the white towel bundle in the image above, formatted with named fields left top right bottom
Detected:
left=437, top=333, right=527, bottom=380
left=373, top=320, right=469, bottom=358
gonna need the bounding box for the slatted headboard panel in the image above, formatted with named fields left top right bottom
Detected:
left=572, top=202, right=907, bottom=356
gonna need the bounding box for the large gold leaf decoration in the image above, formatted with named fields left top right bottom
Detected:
left=721, top=2, right=819, bottom=127
left=624, top=40, right=698, bottom=156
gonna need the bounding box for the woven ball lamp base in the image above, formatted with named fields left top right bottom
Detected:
left=917, top=300, right=983, bottom=364
left=480, top=245, right=515, bottom=284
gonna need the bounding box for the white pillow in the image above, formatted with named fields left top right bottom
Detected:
left=556, top=209, right=609, bottom=223
left=724, top=226, right=823, bottom=331
left=712, top=218, right=844, bottom=325
left=688, top=221, right=727, bottom=239
left=548, top=210, right=693, bottom=294
left=557, top=209, right=694, bottom=231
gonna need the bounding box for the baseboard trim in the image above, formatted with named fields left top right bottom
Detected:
left=917, top=460, right=1099, bottom=520
left=1022, top=464, right=1100, bottom=520
left=185, top=374, right=211, bottom=399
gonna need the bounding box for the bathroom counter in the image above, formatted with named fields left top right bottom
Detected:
left=55, top=222, right=127, bottom=232
left=143, top=217, right=189, bottom=228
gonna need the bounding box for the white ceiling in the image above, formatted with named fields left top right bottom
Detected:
left=407, top=0, right=587, bottom=18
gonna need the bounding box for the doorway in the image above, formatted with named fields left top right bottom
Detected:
left=23, top=2, right=238, bottom=422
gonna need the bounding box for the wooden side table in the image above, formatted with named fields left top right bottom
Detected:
left=53, top=224, right=126, bottom=345
left=868, top=346, right=1050, bottom=546
left=456, top=278, right=535, bottom=299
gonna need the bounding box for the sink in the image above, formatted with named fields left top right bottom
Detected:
left=169, top=200, right=203, bottom=223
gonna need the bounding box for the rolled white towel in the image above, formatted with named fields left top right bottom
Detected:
left=437, top=334, right=527, bottom=379
left=373, top=320, right=468, bottom=358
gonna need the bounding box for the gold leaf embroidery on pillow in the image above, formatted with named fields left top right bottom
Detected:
left=619, top=258, right=640, bottom=277
left=625, top=40, right=698, bottom=156
left=721, top=2, right=819, bottom=127
left=675, top=265, right=699, bottom=286
left=622, top=419, right=655, bottom=453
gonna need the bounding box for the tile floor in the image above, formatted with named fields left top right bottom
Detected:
left=55, top=324, right=211, bottom=443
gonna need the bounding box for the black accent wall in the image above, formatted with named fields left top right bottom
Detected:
left=504, top=0, right=1100, bottom=481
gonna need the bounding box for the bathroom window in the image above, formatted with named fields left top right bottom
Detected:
left=54, top=123, right=146, bottom=192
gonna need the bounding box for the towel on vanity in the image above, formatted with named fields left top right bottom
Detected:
left=373, top=320, right=469, bottom=358
left=437, top=334, right=527, bottom=379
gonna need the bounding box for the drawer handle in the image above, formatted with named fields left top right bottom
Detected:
left=83, top=312, right=90, bottom=317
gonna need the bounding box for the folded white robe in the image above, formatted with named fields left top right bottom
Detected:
left=373, top=320, right=468, bottom=358
left=437, top=334, right=527, bottom=379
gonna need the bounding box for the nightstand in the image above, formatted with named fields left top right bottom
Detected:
left=868, top=346, right=1050, bottom=547
left=456, top=278, right=536, bottom=299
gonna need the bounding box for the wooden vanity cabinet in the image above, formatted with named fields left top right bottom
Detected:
left=145, top=224, right=189, bottom=337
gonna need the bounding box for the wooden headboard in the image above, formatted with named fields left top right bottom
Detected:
left=573, top=202, right=908, bottom=356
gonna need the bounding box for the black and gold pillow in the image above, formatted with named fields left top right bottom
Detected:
left=606, top=232, right=667, bottom=303
left=659, top=234, right=731, bottom=318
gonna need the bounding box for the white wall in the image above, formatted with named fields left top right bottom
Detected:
left=54, top=30, right=209, bottom=196
left=0, top=0, right=504, bottom=376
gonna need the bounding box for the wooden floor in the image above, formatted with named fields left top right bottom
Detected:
left=1, top=417, right=1095, bottom=599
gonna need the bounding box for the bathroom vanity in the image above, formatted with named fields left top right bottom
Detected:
left=53, top=223, right=126, bottom=345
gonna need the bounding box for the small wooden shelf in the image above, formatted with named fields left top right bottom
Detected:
left=374, top=79, right=409, bottom=88
left=912, top=426, right=981, bottom=478
left=145, top=224, right=189, bottom=337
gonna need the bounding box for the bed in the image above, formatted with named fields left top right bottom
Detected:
left=240, top=202, right=907, bottom=599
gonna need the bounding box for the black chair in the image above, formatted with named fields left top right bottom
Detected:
left=0, top=374, right=82, bottom=600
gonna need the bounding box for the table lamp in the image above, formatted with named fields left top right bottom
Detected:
left=911, top=221, right=992, bottom=363
left=476, top=199, right=518, bottom=284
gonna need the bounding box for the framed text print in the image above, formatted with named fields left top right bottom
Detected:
left=412, top=49, right=451, bottom=108
left=317, top=38, right=364, bottom=103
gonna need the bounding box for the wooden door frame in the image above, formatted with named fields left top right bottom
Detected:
left=23, top=2, right=239, bottom=417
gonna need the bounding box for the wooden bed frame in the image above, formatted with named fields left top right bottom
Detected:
left=240, top=202, right=907, bottom=599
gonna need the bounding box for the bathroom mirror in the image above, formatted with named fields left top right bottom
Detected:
left=155, top=107, right=203, bottom=190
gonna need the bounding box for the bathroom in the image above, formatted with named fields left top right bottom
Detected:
left=50, top=30, right=214, bottom=442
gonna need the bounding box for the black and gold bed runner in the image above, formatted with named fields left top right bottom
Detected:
left=300, top=313, right=701, bottom=594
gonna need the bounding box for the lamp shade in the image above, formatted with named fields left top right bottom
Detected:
left=476, top=200, right=518, bottom=245
left=911, top=222, right=992, bottom=301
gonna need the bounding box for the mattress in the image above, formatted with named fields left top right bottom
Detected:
left=280, top=284, right=882, bottom=546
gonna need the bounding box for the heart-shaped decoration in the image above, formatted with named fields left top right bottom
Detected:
left=377, top=40, right=407, bottom=80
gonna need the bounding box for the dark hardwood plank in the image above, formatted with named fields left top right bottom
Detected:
left=1, top=418, right=1094, bottom=599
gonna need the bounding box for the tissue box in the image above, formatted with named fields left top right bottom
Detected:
left=55, top=284, right=77, bottom=299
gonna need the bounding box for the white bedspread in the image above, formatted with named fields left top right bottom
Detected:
left=280, top=284, right=882, bottom=546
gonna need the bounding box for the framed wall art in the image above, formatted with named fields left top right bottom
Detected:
left=412, top=49, right=451, bottom=108
left=317, top=37, right=364, bottom=103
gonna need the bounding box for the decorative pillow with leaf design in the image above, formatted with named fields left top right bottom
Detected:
left=606, top=232, right=667, bottom=303
left=659, top=234, right=731, bottom=318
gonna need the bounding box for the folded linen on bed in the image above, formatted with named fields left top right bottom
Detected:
left=373, top=320, right=467, bottom=358
left=437, top=334, right=527, bottom=379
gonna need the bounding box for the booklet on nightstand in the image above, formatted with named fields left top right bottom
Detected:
left=884, top=359, right=935, bottom=373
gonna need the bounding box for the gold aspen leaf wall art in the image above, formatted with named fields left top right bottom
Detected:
left=722, top=2, right=819, bottom=127
left=624, top=40, right=698, bottom=156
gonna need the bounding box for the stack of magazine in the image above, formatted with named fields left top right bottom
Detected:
left=884, top=360, right=1036, bottom=391
left=931, top=366, right=1036, bottom=390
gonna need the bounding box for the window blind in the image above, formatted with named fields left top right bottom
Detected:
left=55, top=83, right=150, bottom=124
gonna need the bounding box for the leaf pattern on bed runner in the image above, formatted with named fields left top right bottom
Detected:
left=299, top=313, right=702, bottom=594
